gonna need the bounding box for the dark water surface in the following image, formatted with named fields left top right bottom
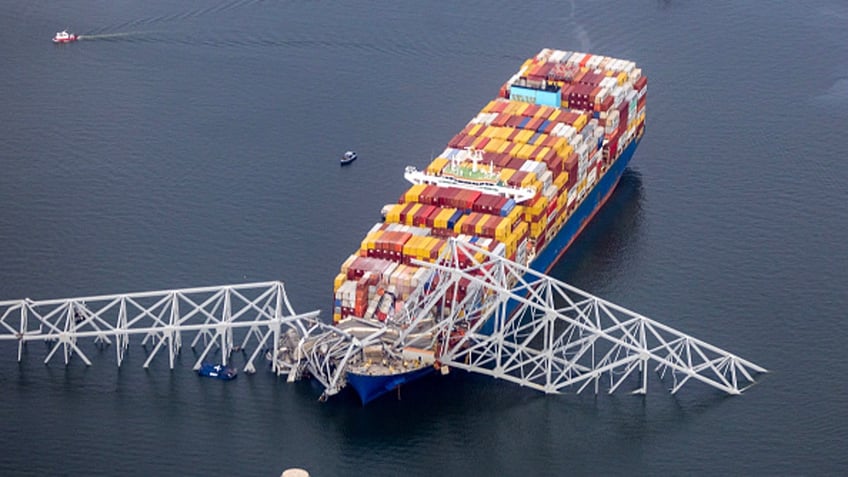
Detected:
left=2, top=1, right=847, bottom=475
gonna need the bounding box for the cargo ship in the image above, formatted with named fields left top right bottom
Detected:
left=332, top=48, right=647, bottom=404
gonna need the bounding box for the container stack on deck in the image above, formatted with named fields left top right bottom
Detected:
left=333, top=49, right=647, bottom=323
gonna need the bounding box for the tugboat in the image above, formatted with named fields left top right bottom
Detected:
left=198, top=363, right=238, bottom=381
left=340, top=150, right=357, bottom=166
left=52, top=30, right=78, bottom=44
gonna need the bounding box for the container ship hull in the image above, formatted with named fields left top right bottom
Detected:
left=333, top=48, right=647, bottom=404
left=528, top=136, right=638, bottom=276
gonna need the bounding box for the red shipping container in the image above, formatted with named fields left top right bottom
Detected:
left=507, top=156, right=525, bottom=171
left=415, top=205, right=436, bottom=227
left=618, top=101, right=629, bottom=131
left=463, top=190, right=482, bottom=210
left=458, top=134, right=476, bottom=149
left=490, top=100, right=508, bottom=113
left=579, top=70, right=604, bottom=86
left=599, top=95, right=614, bottom=113
left=563, top=154, right=579, bottom=188
left=523, top=104, right=540, bottom=117
left=560, top=84, right=574, bottom=102
left=526, top=116, right=544, bottom=131
left=448, top=133, right=464, bottom=149
left=434, top=187, right=456, bottom=207
left=507, top=170, right=528, bottom=187
left=506, top=115, right=524, bottom=128
left=634, top=75, right=648, bottom=93
left=420, top=185, right=439, bottom=205
left=492, top=113, right=511, bottom=127
left=397, top=202, right=415, bottom=224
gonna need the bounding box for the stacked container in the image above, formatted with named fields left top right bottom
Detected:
left=333, top=49, right=646, bottom=323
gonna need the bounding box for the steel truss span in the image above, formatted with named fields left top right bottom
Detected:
left=0, top=282, right=321, bottom=374
left=0, top=242, right=766, bottom=400
left=398, top=239, right=767, bottom=396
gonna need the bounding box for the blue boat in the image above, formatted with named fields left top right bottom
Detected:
left=198, top=363, right=238, bottom=381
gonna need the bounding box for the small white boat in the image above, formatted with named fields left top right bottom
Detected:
left=340, top=151, right=357, bottom=166
left=53, top=30, right=78, bottom=43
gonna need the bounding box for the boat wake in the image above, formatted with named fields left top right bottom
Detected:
left=77, top=31, right=151, bottom=41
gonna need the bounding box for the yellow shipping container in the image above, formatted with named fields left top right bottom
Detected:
left=434, top=207, right=457, bottom=229
left=514, top=221, right=529, bottom=238
left=480, top=126, right=497, bottom=138
left=403, top=235, right=420, bottom=258
left=505, top=206, right=522, bottom=227
left=333, top=313, right=341, bottom=323
left=554, top=172, right=569, bottom=189
left=405, top=203, right=422, bottom=225
left=483, top=139, right=503, bottom=153
left=534, top=105, right=553, bottom=118
left=515, top=129, right=534, bottom=144
left=426, top=158, right=448, bottom=175
left=333, top=273, right=347, bottom=292
left=520, top=172, right=537, bottom=188
left=528, top=196, right=547, bottom=217
left=548, top=109, right=561, bottom=122
left=514, top=102, right=530, bottom=116
left=553, top=138, right=570, bottom=156
left=405, top=183, right=428, bottom=202
left=386, top=203, right=405, bottom=224
left=453, top=214, right=469, bottom=234
left=517, top=143, right=537, bottom=160
left=468, top=123, right=483, bottom=137
left=493, top=126, right=511, bottom=140
left=530, top=220, right=545, bottom=239
left=482, top=100, right=499, bottom=113
left=499, top=168, right=516, bottom=183
left=617, top=71, right=628, bottom=86
left=572, top=114, right=588, bottom=133
left=471, top=136, right=488, bottom=149
left=495, top=220, right=511, bottom=241
left=475, top=214, right=492, bottom=236
left=361, top=229, right=383, bottom=251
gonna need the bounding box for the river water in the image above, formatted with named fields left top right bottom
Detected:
left=1, top=1, right=847, bottom=475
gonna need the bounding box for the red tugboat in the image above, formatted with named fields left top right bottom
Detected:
left=52, top=31, right=78, bottom=44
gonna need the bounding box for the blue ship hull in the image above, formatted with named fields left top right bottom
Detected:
left=347, top=137, right=641, bottom=404
left=347, top=365, right=435, bottom=405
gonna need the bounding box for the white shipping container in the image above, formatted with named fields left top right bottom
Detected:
left=539, top=170, right=554, bottom=189
left=548, top=50, right=561, bottom=63
left=567, top=52, right=585, bottom=66
left=550, top=122, right=565, bottom=137
left=586, top=167, right=598, bottom=185
left=630, top=67, right=642, bottom=82
left=576, top=143, right=589, bottom=162
left=543, top=184, right=557, bottom=200
left=587, top=55, right=604, bottom=69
